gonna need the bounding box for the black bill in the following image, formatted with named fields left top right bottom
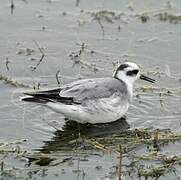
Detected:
left=140, top=74, right=155, bottom=83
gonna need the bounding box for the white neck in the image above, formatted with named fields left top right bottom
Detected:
left=124, top=80, right=133, bottom=100
left=114, top=71, right=134, bottom=99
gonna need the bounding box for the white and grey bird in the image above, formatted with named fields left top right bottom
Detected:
left=22, top=62, right=155, bottom=124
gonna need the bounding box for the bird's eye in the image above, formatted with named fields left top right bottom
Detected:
left=127, top=70, right=139, bottom=76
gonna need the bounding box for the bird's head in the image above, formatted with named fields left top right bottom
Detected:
left=113, top=62, right=155, bottom=85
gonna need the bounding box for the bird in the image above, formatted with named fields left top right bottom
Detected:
left=21, top=62, right=155, bottom=124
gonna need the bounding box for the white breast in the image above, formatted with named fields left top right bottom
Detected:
left=82, top=95, right=129, bottom=123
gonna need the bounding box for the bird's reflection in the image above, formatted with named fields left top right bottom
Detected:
left=39, top=118, right=130, bottom=153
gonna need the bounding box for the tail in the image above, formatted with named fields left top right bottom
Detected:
left=21, top=88, right=76, bottom=105
left=21, top=88, right=79, bottom=105
left=21, top=88, right=61, bottom=104
left=21, top=96, right=48, bottom=104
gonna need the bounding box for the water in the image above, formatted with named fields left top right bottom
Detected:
left=0, top=0, right=181, bottom=179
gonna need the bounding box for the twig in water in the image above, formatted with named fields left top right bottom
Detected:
left=97, top=18, right=105, bottom=39
left=159, top=93, right=165, bottom=108
left=69, top=43, right=102, bottom=73
left=5, top=57, right=11, bottom=71
left=82, top=170, right=86, bottom=180
left=0, top=161, right=4, bottom=171
left=118, top=144, right=123, bottom=180
left=91, top=10, right=119, bottom=39
left=55, top=70, right=61, bottom=85
left=0, top=74, right=31, bottom=88
left=69, top=42, right=86, bottom=61
left=77, top=157, right=80, bottom=174
left=31, top=40, right=45, bottom=71
left=10, top=0, right=15, bottom=14
left=153, top=129, right=160, bottom=151
left=84, top=139, right=112, bottom=153
left=50, top=157, right=73, bottom=166
left=33, top=82, right=41, bottom=90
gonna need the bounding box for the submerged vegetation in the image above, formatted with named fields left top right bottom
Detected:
left=0, top=74, right=31, bottom=88
left=140, top=12, right=181, bottom=24
left=0, top=127, right=181, bottom=179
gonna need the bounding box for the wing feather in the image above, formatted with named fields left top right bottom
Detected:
left=59, top=78, right=128, bottom=103
left=22, top=78, right=128, bottom=105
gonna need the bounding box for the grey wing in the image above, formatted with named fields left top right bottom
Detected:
left=59, top=78, right=128, bottom=103
left=22, top=78, right=128, bottom=105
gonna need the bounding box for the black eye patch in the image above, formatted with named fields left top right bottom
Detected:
left=127, top=70, right=139, bottom=76
left=117, top=64, right=129, bottom=71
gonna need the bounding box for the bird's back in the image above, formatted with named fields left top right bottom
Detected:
left=59, top=77, right=130, bottom=104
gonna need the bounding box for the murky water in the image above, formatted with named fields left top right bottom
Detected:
left=0, top=0, right=181, bottom=179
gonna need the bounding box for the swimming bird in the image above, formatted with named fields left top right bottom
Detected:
left=21, top=62, right=155, bottom=124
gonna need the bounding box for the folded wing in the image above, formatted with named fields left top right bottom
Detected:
left=22, top=78, right=128, bottom=105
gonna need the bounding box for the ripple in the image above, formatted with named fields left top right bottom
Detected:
left=127, top=91, right=181, bottom=131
